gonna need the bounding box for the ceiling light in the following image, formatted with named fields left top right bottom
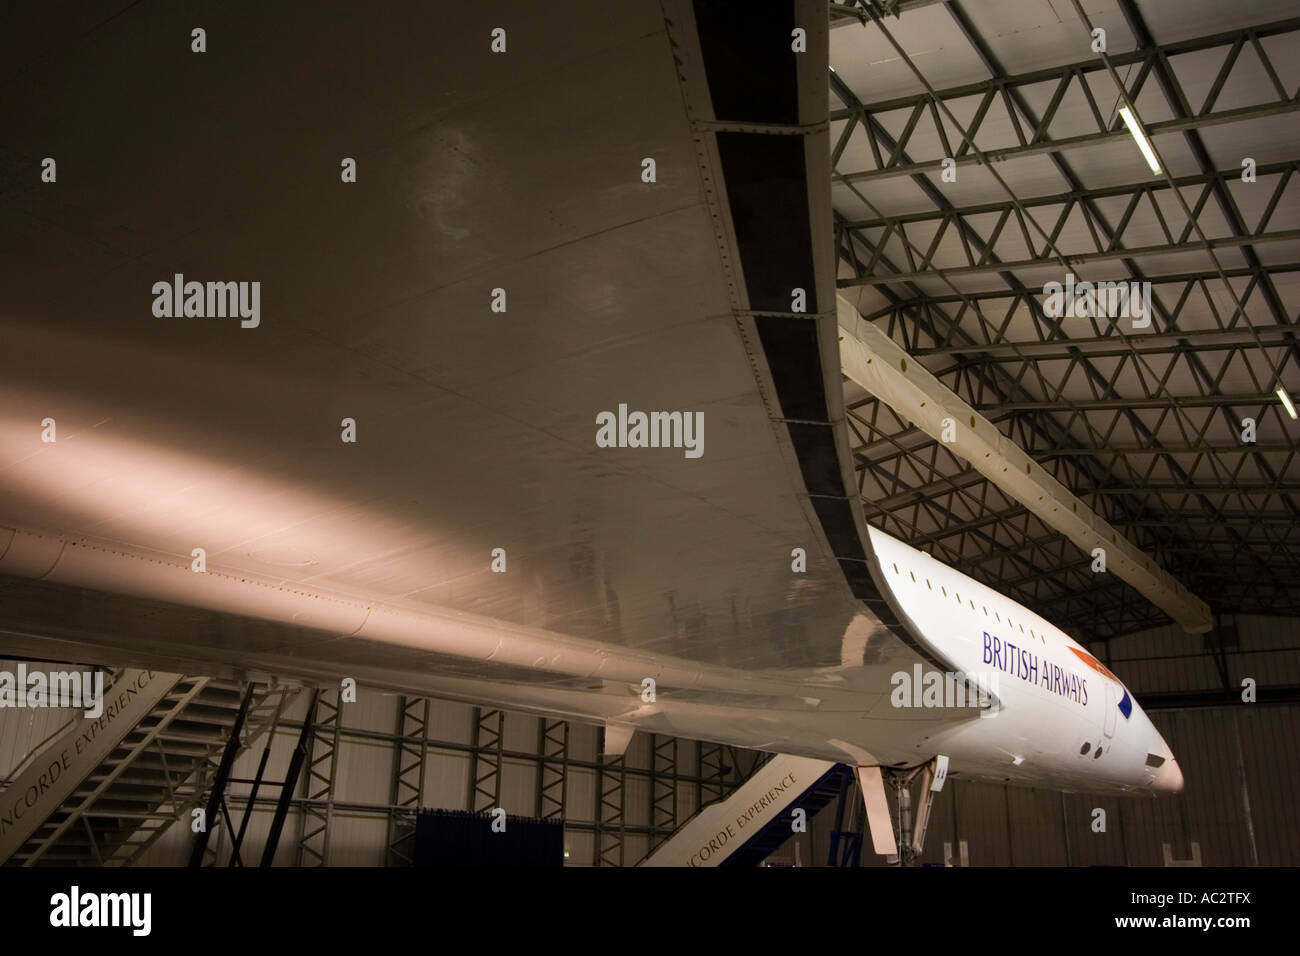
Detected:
left=1278, top=387, right=1297, bottom=420
left=1118, top=106, right=1161, bottom=174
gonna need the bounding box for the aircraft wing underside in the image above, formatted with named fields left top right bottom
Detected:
left=0, top=1, right=980, bottom=761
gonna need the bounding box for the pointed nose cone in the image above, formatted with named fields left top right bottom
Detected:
left=1154, top=758, right=1184, bottom=794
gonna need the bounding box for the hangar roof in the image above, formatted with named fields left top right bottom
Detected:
left=830, top=0, right=1300, bottom=642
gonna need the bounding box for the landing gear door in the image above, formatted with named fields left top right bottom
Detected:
left=1103, top=680, right=1117, bottom=738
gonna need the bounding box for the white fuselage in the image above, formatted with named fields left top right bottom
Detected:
left=865, top=527, right=1183, bottom=795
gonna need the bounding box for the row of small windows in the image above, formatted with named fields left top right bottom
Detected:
left=892, top=561, right=1047, bottom=644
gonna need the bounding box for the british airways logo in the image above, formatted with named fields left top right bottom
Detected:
left=983, top=631, right=1088, bottom=706
left=1067, top=646, right=1133, bottom=719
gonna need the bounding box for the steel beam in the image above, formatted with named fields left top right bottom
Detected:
left=386, top=696, right=429, bottom=866
left=296, top=689, right=340, bottom=866
left=467, top=707, right=505, bottom=813
left=260, top=689, right=317, bottom=868
left=838, top=161, right=1300, bottom=232
left=535, top=717, right=569, bottom=822
left=192, top=683, right=253, bottom=869
left=831, top=18, right=1300, bottom=174
left=839, top=295, right=1212, bottom=632
left=838, top=229, right=1300, bottom=286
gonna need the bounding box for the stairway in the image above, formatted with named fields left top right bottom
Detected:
left=639, top=754, right=840, bottom=867
left=720, top=763, right=849, bottom=867
left=3, top=675, right=297, bottom=866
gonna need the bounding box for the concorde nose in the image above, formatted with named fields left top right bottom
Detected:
left=1140, top=710, right=1183, bottom=794
left=1153, top=757, right=1184, bottom=794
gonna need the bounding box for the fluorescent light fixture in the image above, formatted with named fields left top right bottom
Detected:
left=1118, top=106, right=1161, bottom=174
left=1278, top=387, right=1297, bottom=420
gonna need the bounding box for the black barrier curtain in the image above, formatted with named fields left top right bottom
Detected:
left=414, top=809, right=564, bottom=867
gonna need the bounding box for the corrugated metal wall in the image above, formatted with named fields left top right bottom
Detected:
left=122, top=688, right=747, bottom=867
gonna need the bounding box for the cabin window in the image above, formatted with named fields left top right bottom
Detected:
left=1145, top=754, right=1166, bottom=768
left=893, top=563, right=899, bottom=574
left=926, top=579, right=932, bottom=589
left=941, top=586, right=947, bottom=597
left=1079, top=742, right=1091, bottom=755
left=910, top=571, right=916, bottom=582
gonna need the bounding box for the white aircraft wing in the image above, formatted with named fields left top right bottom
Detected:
left=0, top=0, right=981, bottom=763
